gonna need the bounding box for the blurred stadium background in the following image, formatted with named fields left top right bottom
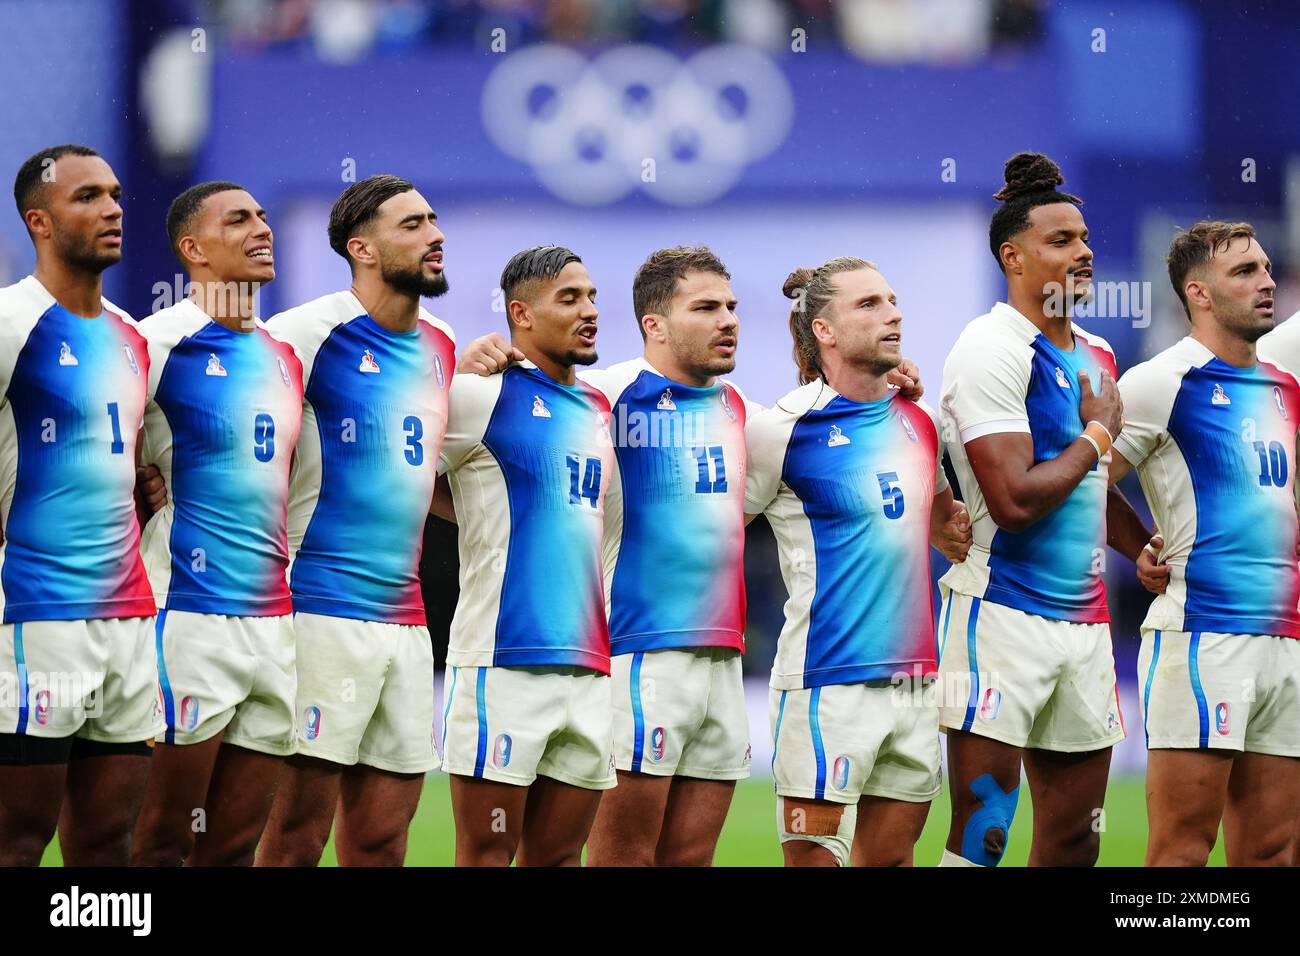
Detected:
left=9, top=0, right=1300, bottom=865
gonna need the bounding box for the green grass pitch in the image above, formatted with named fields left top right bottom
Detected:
left=38, top=772, right=1227, bottom=866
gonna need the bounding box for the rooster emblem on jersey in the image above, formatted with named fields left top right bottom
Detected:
left=359, top=349, right=381, bottom=374
left=205, top=353, right=227, bottom=376
left=657, top=388, right=676, bottom=410
left=827, top=424, right=851, bottom=447
left=532, top=395, right=551, bottom=418
left=1211, top=383, right=1230, bottom=406
left=58, top=341, right=78, bottom=366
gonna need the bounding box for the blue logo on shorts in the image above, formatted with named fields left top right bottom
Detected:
left=494, top=733, right=512, bottom=768
left=980, top=688, right=1002, bottom=721
left=1215, top=702, right=1231, bottom=736
left=649, top=727, right=666, bottom=762
left=832, top=755, right=851, bottom=791
left=180, top=696, right=200, bottom=731
left=304, top=705, right=322, bottom=741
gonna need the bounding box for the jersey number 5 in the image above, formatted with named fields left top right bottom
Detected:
left=876, top=470, right=905, bottom=519
left=566, top=455, right=601, bottom=508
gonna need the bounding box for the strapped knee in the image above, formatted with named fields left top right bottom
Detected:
left=777, top=796, right=855, bottom=867
left=958, top=773, right=1019, bottom=867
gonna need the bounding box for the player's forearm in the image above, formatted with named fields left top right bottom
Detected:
left=998, top=438, right=1101, bottom=531
left=1105, top=484, right=1151, bottom=563
left=430, top=474, right=457, bottom=524
left=929, top=488, right=960, bottom=538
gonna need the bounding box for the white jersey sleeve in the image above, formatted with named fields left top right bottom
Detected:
left=744, top=387, right=809, bottom=514
left=438, top=371, right=501, bottom=475
left=940, top=318, right=1033, bottom=443
left=1114, top=359, right=1178, bottom=468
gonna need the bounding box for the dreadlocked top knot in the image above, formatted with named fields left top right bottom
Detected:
left=993, top=151, right=1068, bottom=202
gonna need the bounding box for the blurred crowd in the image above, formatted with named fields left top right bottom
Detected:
left=202, top=0, right=1047, bottom=63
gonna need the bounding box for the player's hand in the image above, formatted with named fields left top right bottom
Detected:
left=1137, top=533, right=1169, bottom=594
left=934, top=503, right=972, bottom=563
left=456, top=333, right=524, bottom=376
left=1077, top=368, right=1123, bottom=439
left=136, top=464, right=168, bottom=513
left=887, top=358, right=924, bottom=400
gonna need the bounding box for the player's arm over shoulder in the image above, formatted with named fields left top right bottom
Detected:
left=1111, top=358, right=1176, bottom=479
left=439, top=371, right=503, bottom=475
left=744, top=397, right=803, bottom=518
left=941, top=325, right=1032, bottom=441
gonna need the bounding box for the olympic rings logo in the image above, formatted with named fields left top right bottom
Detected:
left=481, top=44, right=794, bottom=207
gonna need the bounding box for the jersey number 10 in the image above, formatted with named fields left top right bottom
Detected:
left=1253, top=440, right=1288, bottom=488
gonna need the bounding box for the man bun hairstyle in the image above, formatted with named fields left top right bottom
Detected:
left=785, top=256, right=875, bottom=386
left=988, top=151, right=1083, bottom=272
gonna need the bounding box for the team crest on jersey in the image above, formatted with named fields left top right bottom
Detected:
left=1106, top=711, right=1120, bottom=733
left=277, top=356, right=291, bottom=388
left=1211, top=383, right=1231, bottom=406
left=58, top=341, right=78, bottom=366
left=34, top=689, right=51, bottom=726
left=648, top=727, right=666, bottom=762
left=433, top=353, right=446, bottom=388
left=359, top=349, right=381, bottom=374
left=900, top=416, right=918, bottom=443
left=1275, top=386, right=1288, bottom=419
left=656, top=388, right=676, bottom=411
left=827, top=424, right=851, bottom=447
left=123, top=344, right=140, bottom=376
left=1215, top=702, right=1231, bottom=735
left=180, top=696, right=201, bottom=731
left=303, top=705, right=322, bottom=741
left=1054, top=366, right=1070, bottom=389
left=980, top=687, right=1002, bottom=721
left=531, top=395, right=551, bottom=418
left=832, top=755, right=851, bottom=791
left=205, top=353, right=227, bottom=377
left=720, top=388, right=737, bottom=421
left=493, top=733, right=513, bottom=768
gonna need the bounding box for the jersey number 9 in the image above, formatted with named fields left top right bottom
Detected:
left=253, top=413, right=276, bottom=462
